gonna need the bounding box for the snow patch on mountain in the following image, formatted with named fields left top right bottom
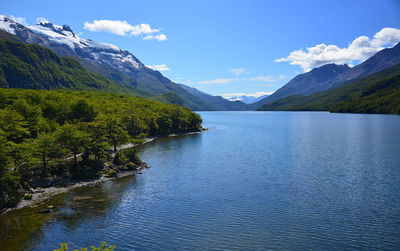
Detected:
left=0, top=15, right=17, bottom=34
left=0, top=15, right=147, bottom=71
left=222, top=92, right=272, bottom=104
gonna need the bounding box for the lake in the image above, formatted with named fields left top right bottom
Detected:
left=1, top=111, right=400, bottom=250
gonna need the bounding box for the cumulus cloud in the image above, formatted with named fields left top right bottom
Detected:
left=221, top=91, right=274, bottom=99
left=143, top=34, right=167, bottom=41
left=198, top=78, right=236, bottom=85
left=35, top=17, right=49, bottom=24
left=83, top=19, right=164, bottom=39
left=276, top=27, right=400, bottom=72
left=229, top=68, right=246, bottom=75
left=9, top=15, right=26, bottom=24
left=198, top=75, right=285, bottom=85
left=245, top=75, right=285, bottom=82
left=145, top=64, right=170, bottom=71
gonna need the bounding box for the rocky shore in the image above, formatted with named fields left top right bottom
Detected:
left=0, top=130, right=206, bottom=215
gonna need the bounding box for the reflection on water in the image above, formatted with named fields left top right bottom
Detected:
left=1, top=112, right=400, bottom=250
left=0, top=175, right=137, bottom=251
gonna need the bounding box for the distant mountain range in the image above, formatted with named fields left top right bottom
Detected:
left=258, top=63, right=400, bottom=114
left=1, top=14, right=399, bottom=114
left=252, top=43, right=400, bottom=109
left=178, top=84, right=249, bottom=110
left=0, top=15, right=247, bottom=111
left=225, top=94, right=270, bottom=104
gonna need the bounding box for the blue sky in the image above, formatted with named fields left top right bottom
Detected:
left=1, top=0, right=400, bottom=97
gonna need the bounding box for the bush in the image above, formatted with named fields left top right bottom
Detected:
left=121, top=148, right=141, bottom=165
left=53, top=241, right=116, bottom=251
left=23, top=193, right=32, bottom=200
left=112, top=152, right=128, bottom=166
left=70, top=160, right=103, bottom=179
left=126, top=162, right=137, bottom=170
left=102, top=169, right=117, bottom=178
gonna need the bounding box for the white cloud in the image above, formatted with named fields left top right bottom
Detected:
left=145, top=64, right=170, bottom=71
left=143, top=34, right=167, bottom=41
left=84, top=19, right=161, bottom=37
left=229, top=68, right=246, bottom=75
left=245, top=75, right=285, bottom=82
left=276, top=27, right=400, bottom=72
left=221, top=91, right=274, bottom=99
left=8, top=15, right=26, bottom=24
left=198, top=78, right=236, bottom=85
left=35, top=17, right=49, bottom=24
left=198, top=75, right=285, bottom=85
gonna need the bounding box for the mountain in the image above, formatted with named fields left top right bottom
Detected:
left=178, top=84, right=249, bottom=110
left=0, top=15, right=221, bottom=110
left=252, top=43, right=400, bottom=109
left=319, top=42, right=400, bottom=92
left=226, top=94, right=270, bottom=104
left=258, top=63, right=400, bottom=115
left=0, top=38, right=145, bottom=96
left=250, top=64, right=351, bottom=108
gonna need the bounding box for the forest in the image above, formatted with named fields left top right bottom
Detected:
left=0, top=88, right=202, bottom=209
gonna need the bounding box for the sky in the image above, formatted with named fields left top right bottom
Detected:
left=1, top=0, right=400, bottom=98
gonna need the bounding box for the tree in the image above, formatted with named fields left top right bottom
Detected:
left=122, top=114, right=146, bottom=138
left=56, top=124, right=89, bottom=166
left=99, top=116, right=129, bottom=151
left=30, top=132, right=62, bottom=171
left=69, top=99, right=97, bottom=122
left=0, top=135, right=20, bottom=207
left=12, top=99, right=42, bottom=137
left=83, top=121, right=110, bottom=162
left=0, top=108, right=30, bottom=143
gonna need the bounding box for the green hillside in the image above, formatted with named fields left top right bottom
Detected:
left=258, top=64, right=400, bottom=115
left=0, top=38, right=146, bottom=97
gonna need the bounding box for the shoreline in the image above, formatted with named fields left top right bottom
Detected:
left=0, top=130, right=205, bottom=216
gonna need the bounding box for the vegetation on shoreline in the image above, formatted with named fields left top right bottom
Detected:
left=54, top=241, right=115, bottom=251
left=0, top=88, right=202, bottom=209
left=258, top=64, right=400, bottom=114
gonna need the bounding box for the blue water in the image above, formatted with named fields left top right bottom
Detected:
left=2, top=111, right=400, bottom=250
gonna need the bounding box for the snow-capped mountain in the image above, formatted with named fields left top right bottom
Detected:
left=0, top=15, right=251, bottom=110
left=225, top=94, right=270, bottom=104
left=0, top=15, right=228, bottom=110
left=0, top=15, right=147, bottom=73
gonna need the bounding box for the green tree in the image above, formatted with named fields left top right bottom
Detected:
left=69, top=99, right=97, bottom=122
left=12, top=99, right=42, bottom=137
left=0, top=108, right=30, bottom=143
left=56, top=124, right=89, bottom=167
left=99, top=116, right=129, bottom=151
left=30, top=132, right=62, bottom=171
left=0, top=135, right=20, bottom=207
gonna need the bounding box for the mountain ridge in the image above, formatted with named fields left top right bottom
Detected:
left=252, top=42, right=400, bottom=109
left=258, top=63, right=400, bottom=114
left=0, top=15, right=246, bottom=111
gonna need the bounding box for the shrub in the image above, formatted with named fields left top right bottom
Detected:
left=23, top=193, right=32, bottom=200
left=53, top=241, right=116, bottom=251
left=102, top=169, right=117, bottom=178
left=126, top=162, right=137, bottom=170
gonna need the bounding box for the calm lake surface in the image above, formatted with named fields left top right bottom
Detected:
left=1, top=111, right=400, bottom=250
